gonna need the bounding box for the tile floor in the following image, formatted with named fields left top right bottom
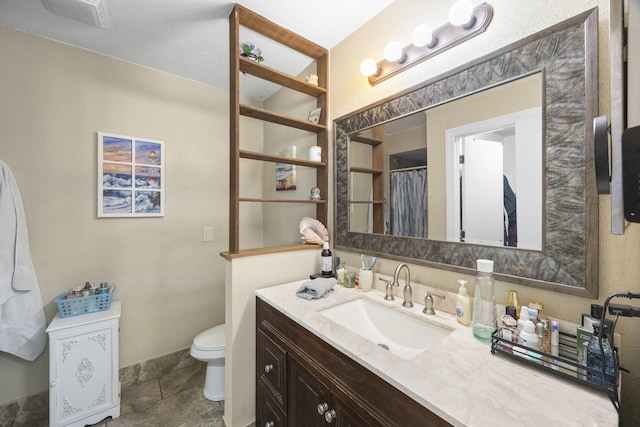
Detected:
left=17, top=363, right=224, bottom=427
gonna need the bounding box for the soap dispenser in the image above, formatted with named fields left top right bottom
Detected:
left=455, top=280, right=471, bottom=326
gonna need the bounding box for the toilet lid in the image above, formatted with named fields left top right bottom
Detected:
left=193, top=324, right=225, bottom=351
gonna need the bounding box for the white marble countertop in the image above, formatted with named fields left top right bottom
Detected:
left=256, top=281, right=618, bottom=427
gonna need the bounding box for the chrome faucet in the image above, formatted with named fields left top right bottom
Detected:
left=381, top=278, right=396, bottom=301
left=393, top=263, right=413, bottom=308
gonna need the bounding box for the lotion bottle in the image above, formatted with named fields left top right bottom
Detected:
left=455, top=279, right=471, bottom=326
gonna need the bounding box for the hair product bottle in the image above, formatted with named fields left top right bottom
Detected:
left=321, top=242, right=332, bottom=277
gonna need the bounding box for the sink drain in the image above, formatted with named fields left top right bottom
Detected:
left=377, top=343, right=389, bottom=350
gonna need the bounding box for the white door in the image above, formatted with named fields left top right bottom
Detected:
left=461, top=137, right=504, bottom=246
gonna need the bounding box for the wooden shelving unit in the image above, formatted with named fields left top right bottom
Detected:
left=349, top=127, right=385, bottom=234
left=227, top=4, right=329, bottom=255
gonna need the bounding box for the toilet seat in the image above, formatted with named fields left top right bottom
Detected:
left=191, top=324, right=225, bottom=360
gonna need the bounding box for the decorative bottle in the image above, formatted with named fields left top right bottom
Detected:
left=321, top=242, right=332, bottom=277
left=586, top=323, right=616, bottom=391
left=471, top=259, right=497, bottom=342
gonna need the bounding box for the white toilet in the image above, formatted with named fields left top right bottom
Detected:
left=190, top=323, right=225, bottom=401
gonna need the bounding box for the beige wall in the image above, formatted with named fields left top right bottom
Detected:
left=0, top=25, right=246, bottom=406
left=331, top=0, right=640, bottom=424
left=426, top=73, right=541, bottom=240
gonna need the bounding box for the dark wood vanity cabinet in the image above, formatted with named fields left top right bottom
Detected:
left=256, top=297, right=452, bottom=427
left=288, top=355, right=376, bottom=426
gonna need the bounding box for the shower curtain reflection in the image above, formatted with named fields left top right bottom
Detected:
left=390, top=167, right=427, bottom=238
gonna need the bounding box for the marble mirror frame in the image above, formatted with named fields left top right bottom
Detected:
left=334, top=9, right=599, bottom=297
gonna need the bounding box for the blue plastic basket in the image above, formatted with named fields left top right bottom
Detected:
left=55, top=286, right=115, bottom=318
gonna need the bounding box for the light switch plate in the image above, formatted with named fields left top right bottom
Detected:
left=202, top=226, right=213, bottom=242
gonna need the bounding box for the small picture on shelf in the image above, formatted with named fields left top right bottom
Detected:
left=275, top=146, right=297, bottom=191
left=307, top=107, right=322, bottom=124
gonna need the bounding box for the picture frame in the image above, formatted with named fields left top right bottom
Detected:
left=98, top=132, right=165, bottom=217
left=275, top=146, right=297, bottom=191
left=307, top=107, right=322, bottom=124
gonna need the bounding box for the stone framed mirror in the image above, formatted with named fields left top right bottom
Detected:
left=334, top=8, right=599, bottom=297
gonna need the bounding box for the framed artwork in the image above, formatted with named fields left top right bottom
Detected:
left=275, top=146, right=296, bottom=191
left=98, top=132, right=165, bottom=217
left=307, top=107, right=322, bottom=124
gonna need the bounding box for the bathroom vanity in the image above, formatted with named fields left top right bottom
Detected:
left=46, top=301, right=121, bottom=427
left=256, top=282, right=617, bottom=426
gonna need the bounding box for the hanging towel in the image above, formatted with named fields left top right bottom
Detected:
left=0, top=160, right=46, bottom=361
left=296, top=277, right=336, bottom=300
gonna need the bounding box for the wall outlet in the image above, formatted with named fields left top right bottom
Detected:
left=202, top=226, right=213, bottom=242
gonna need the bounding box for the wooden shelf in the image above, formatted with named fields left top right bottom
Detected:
left=240, top=104, right=326, bottom=132
left=240, top=58, right=327, bottom=97
left=235, top=4, right=326, bottom=58
left=350, top=135, right=383, bottom=146
left=229, top=4, right=328, bottom=254
left=240, top=198, right=326, bottom=204
left=240, top=150, right=326, bottom=168
left=350, top=166, right=384, bottom=174
left=349, top=200, right=384, bottom=204
left=220, top=243, right=321, bottom=260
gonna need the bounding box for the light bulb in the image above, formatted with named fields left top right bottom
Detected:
left=384, top=41, right=405, bottom=63
left=360, top=58, right=379, bottom=77
left=449, top=0, right=475, bottom=27
left=412, top=24, right=436, bottom=48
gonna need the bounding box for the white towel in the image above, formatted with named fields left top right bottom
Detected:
left=0, top=160, right=46, bottom=361
left=296, top=277, right=336, bottom=300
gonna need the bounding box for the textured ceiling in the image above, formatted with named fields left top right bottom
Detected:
left=0, top=0, right=394, bottom=100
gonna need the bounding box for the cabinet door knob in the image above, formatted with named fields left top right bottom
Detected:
left=265, top=421, right=274, bottom=427
left=264, top=364, right=273, bottom=373
left=324, top=409, right=336, bottom=423
left=50, top=381, right=56, bottom=388
left=317, top=402, right=329, bottom=415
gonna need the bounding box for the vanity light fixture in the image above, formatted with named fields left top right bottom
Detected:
left=360, top=2, right=493, bottom=85
left=412, top=24, right=437, bottom=48
left=384, top=41, right=407, bottom=63
left=449, top=0, right=476, bottom=28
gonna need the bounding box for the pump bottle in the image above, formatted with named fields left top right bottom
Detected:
left=455, top=280, right=471, bottom=326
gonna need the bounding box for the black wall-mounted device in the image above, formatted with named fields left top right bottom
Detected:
left=622, top=125, right=640, bottom=222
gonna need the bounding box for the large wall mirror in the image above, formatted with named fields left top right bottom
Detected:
left=334, top=9, right=599, bottom=297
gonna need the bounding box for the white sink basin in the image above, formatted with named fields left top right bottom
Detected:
left=318, top=297, right=452, bottom=360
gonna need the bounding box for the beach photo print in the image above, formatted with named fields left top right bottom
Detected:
left=98, top=132, right=165, bottom=217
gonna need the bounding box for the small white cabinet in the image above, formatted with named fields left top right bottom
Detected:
left=46, top=301, right=121, bottom=427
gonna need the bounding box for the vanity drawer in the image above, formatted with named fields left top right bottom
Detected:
left=257, top=328, right=287, bottom=409
left=257, top=381, right=287, bottom=427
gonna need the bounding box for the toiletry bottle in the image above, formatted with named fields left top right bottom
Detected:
left=518, top=320, right=539, bottom=350
left=586, top=323, right=615, bottom=391
left=321, top=242, right=332, bottom=277
left=472, top=259, right=497, bottom=342
left=539, top=319, right=551, bottom=353
left=455, top=280, right=471, bottom=326
left=516, top=305, right=530, bottom=338
left=551, top=320, right=560, bottom=370
left=507, top=290, right=520, bottom=318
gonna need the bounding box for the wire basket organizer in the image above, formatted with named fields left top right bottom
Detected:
left=55, top=286, right=115, bottom=318
left=491, top=327, right=619, bottom=404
